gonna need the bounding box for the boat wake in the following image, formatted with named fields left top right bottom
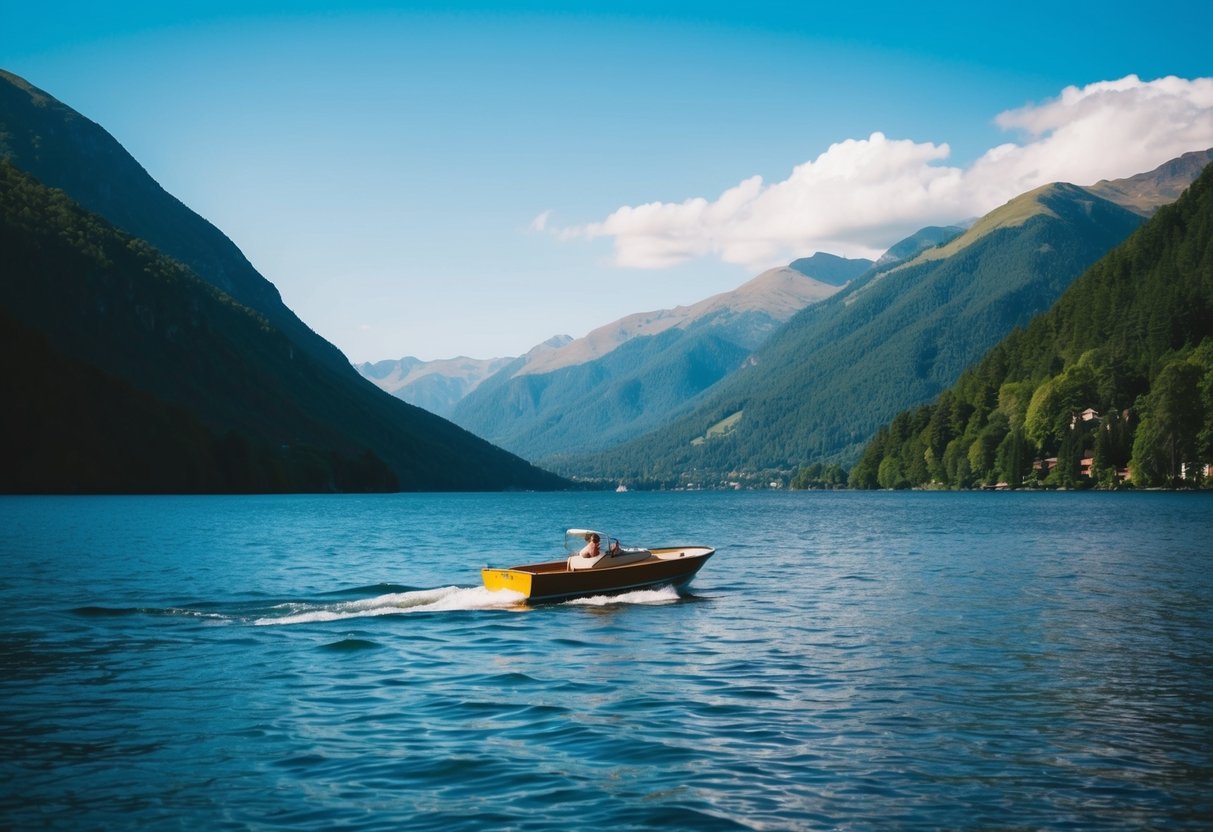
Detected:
left=253, top=586, right=526, bottom=625
left=560, top=585, right=684, bottom=606
left=75, top=584, right=690, bottom=628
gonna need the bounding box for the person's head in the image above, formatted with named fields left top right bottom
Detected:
left=591, top=534, right=599, bottom=543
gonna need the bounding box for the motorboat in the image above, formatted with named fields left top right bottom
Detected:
left=481, top=529, right=715, bottom=603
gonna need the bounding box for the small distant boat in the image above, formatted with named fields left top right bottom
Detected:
left=482, top=529, right=715, bottom=603
left=615, top=483, right=628, bottom=492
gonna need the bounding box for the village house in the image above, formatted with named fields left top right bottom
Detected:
left=1069, top=408, right=1101, bottom=429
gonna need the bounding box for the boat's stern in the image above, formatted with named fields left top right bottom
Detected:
left=482, top=567, right=533, bottom=599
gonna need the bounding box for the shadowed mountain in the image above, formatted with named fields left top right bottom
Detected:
left=0, top=72, right=565, bottom=492
left=0, top=70, right=346, bottom=371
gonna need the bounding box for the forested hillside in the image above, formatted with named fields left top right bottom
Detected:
left=0, top=70, right=350, bottom=374
left=850, top=162, right=1213, bottom=490
left=568, top=183, right=1145, bottom=485
left=0, top=70, right=567, bottom=493
left=0, top=162, right=565, bottom=492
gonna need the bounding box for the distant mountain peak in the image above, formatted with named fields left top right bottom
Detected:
left=787, top=252, right=873, bottom=285
left=1087, top=147, right=1213, bottom=215
left=884, top=182, right=1091, bottom=275
left=515, top=267, right=844, bottom=378
left=355, top=354, right=516, bottom=417
left=873, top=225, right=966, bottom=268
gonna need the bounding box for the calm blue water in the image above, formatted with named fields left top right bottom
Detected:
left=2, top=491, right=1211, bottom=830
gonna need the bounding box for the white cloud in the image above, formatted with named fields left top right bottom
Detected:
left=559, top=75, right=1213, bottom=269
left=529, top=209, right=553, bottom=232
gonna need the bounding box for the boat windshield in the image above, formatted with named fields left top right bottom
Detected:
left=564, top=529, right=618, bottom=556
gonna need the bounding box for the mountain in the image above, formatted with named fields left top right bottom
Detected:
left=448, top=259, right=864, bottom=461
left=0, top=73, right=565, bottom=492
left=0, top=70, right=351, bottom=376
left=513, top=264, right=853, bottom=379
left=357, top=355, right=516, bottom=417
left=569, top=173, right=1169, bottom=486
left=788, top=252, right=874, bottom=284
left=873, top=225, right=967, bottom=268
left=356, top=334, right=573, bottom=415
left=851, top=159, right=1213, bottom=489
left=1087, top=148, right=1213, bottom=216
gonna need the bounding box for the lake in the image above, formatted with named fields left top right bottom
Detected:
left=2, top=491, right=1211, bottom=830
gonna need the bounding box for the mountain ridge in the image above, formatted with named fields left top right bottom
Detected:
left=0, top=71, right=565, bottom=492
left=516, top=263, right=854, bottom=378
left=447, top=256, right=870, bottom=461
left=563, top=169, right=1170, bottom=485
left=1087, top=147, right=1213, bottom=215
left=0, top=71, right=307, bottom=349
left=357, top=355, right=516, bottom=418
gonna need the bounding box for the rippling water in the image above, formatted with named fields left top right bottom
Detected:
left=2, top=491, right=1211, bottom=830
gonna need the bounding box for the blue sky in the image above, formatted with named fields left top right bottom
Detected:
left=4, top=1, right=1213, bottom=361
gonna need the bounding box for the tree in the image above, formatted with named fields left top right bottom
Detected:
left=878, top=453, right=907, bottom=492
left=1139, top=358, right=1204, bottom=485
left=1130, top=414, right=1170, bottom=487
left=995, top=427, right=1032, bottom=487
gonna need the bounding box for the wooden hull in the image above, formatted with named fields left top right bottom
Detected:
left=482, top=546, right=714, bottom=603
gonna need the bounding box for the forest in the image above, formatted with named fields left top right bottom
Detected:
left=847, top=163, right=1213, bottom=490
left=570, top=182, right=1145, bottom=485
left=0, top=161, right=565, bottom=492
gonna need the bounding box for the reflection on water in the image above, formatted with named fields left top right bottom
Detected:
left=1, top=491, right=1211, bottom=830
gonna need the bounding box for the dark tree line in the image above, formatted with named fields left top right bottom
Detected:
left=849, top=162, right=1213, bottom=490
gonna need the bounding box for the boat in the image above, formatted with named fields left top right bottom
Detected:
left=482, top=529, right=715, bottom=603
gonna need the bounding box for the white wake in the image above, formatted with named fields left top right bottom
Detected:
left=253, top=586, right=525, bottom=625
left=560, top=585, right=683, bottom=606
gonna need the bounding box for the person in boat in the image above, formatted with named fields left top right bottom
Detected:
left=579, top=533, right=600, bottom=558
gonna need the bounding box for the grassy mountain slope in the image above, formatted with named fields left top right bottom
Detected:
left=788, top=252, right=873, bottom=284
left=451, top=264, right=852, bottom=461
left=1086, top=148, right=1213, bottom=216
left=569, top=182, right=1147, bottom=484
left=458, top=326, right=752, bottom=462
left=0, top=164, right=564, bottom=492
left=851, top=160, right=1213, bottom=489
left=873, top=226, right=966, bottom=268
left=514, top=264, right=847, bottom=379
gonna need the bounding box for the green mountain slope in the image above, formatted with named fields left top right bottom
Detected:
left=788, top=252, right=873, bottom=284
left=851, top=161, right=1213, bottom=490
left=1086, top=147, right=1213, bottom=216
left=570, top=181, right=1148, bottom=485
left=450, top=262, right=855, bottom=461
left=455, top=326, right=752, bottom=462
left=0, top=163, right=563, bottom=492
left=873, top=225, right=966, bottom=268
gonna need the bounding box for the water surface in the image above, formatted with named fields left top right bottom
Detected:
left=2, top=491, right=1211, bottom=829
